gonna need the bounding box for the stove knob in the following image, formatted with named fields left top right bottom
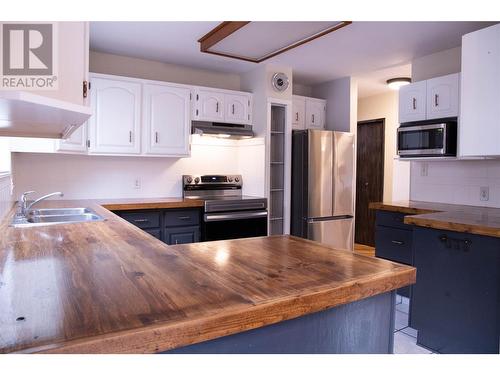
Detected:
left=234, top=177, right=240, bottom=182
left=186, top=176, right=193, bottom=183
left=194, top=177, right=200, bottom=184
left=228, top=177, right=233, bottom=182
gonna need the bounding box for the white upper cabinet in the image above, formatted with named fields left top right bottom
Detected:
left=56, top=122, right=88, bottom=153
left=292, top=96, right=306, bottom=130
left=305, top=98, right=326, bottom=129
left=88, top=76, right=142, bottom=154
left=142, top=83, right=191, bottom=156
left=426, top=73, right=460, bottom=120
left=225, top=93, right=251, bottom=124
left=460, top=24, right=500, bottom=157
left=193, top=88, right=253, bottom=124
left=399, top=81, right=427, bottom=123
left=194, top=89, right=225, bottom=122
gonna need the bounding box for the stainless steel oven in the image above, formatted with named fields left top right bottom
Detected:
left=397, top=120, right=457, bottom=157
left=183, top=175, right=268, bottom=241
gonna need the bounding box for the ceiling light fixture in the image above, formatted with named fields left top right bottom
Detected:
left=386, top=77, right=411, bottom=90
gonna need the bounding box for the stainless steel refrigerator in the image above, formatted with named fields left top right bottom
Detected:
left=291, top=129, right=355, bottom=251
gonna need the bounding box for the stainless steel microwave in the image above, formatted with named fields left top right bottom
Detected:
left=397, top=121, right=457, bottom=157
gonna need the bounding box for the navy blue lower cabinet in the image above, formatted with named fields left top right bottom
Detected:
left=164, top=291, right=396, bottom=354
left=411, top=227, right=500, bottom=354
left=374, top=210, right=414, bottom=299
left=164, top=226, right=200, bottom=245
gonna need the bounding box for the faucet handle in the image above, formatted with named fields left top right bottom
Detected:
left=20, top=191, right=35, bottom=203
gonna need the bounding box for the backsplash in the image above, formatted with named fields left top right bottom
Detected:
left=12, top=137, right=266, bottom=200
left=410, top=160, right=500, bottom=207
left=0, top=174, right=14, bottom=221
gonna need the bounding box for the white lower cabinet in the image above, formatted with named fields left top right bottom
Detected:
left=142, top=83, right=191, bottom=156
left=88, top=76, right=142, bottom=154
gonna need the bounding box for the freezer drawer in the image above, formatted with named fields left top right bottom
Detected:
left=307, top=217, right=354, bottom=251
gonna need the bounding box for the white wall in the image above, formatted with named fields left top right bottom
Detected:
left=311, top=77, right=357, bottom=132
left=90, top=51, right=241, bottom=90
left=12, top=138, right=265, bottom=200
left=410, top=160, right=500, bottom=207
left=358, top=91, right=410, bottom=202
left=411, top=47, right=461, bottom=82
left=292, top=83, right=312, bottom=96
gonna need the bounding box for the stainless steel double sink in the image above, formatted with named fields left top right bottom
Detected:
left=11, top=207, right=105, bottom=227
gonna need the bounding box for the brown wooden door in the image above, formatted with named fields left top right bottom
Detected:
left=355, top=119, right=385, bottom=246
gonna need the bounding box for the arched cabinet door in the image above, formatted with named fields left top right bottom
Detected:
left=142, top=83, right=191, bottom=156
left=225, top=93, right=251, bottom=124
left=88, top=76, right=142, bottom=154
left=193, top=88, right=225, bottom=122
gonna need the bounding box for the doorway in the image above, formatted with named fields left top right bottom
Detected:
left=355, top=119, right=385, bottom=247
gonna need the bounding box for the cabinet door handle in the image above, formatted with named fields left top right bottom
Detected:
left=155, top=131, right=159, bottom=144
left=133, top=218, right=149, bottom=223
left=391, top=240, right=404, bottom=246
left=129, top=131, right=133, bottom=143
left=175, top=239, right=179, bottom=244
left=312, top=114, right=315, bottom=123
left=178, top=216, right=190, bottom=220
left=434, top=94, right=439, bottom=107
left=296, top=112, right=299, bottom=121
left=412, top=98, right=417, bottom=110
left=232, top=104, right=235, bottom=115
left=216, top=102, right=219, bottom=113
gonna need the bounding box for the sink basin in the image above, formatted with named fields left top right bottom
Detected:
left=27, top=213, right=103, bottom=224
left=29, top=208, right=93, bottom=216
left=10, top=207, right=105, bottom=227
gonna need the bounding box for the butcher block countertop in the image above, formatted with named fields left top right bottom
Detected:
left=98, top=197, right=204, bottom=211
left=0, top=199, right=415, bottom=354
left=370, top=201, right=500, bottom=238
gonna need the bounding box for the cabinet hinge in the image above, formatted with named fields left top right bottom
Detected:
left=86, top=139, right=90, bottom=148
left=83, top=80, right=89, bottom=98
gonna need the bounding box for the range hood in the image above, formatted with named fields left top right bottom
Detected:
left=192, top=121, right=254, bottom=139
left=0, top=91, right=92, bottom=139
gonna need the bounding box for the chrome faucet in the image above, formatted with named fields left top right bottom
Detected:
left=20, top=191, right=64, bottom=215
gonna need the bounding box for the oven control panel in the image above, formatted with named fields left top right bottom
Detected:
left=183, top=175, right=242, bottom=186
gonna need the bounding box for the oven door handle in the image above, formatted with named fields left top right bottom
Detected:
left=204, top=211, right=268, bottom=222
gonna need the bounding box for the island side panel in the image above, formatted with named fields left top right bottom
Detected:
left=165, top=291, right=396, bottom=354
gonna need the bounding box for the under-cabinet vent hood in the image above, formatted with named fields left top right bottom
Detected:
left=192, top=121, right=254, bottom=139
left=0, top=91, right=92, bottom=139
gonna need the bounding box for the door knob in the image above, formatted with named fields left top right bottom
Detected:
left=364, top=182, right=369, bottom=187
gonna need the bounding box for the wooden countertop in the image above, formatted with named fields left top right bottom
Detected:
left=0, top=199, right=415, bottom=354
left=370, top=201, right=500, bottom=238
left=98, top=197, right=204, bottom=211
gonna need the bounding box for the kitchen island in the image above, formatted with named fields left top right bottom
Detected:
left=0, top=200, right=415, bottom=354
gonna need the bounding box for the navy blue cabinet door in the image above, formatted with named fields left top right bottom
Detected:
left=411, top=227, right=500, bottom=354
left=164, top=226, right=201, bottom=245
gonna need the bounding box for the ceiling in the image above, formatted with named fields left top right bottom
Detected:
left=90, top=21, right=496, bottom=96
left=356, top=63, right=412, bottom=98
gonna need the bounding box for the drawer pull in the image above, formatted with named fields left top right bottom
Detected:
left=391, top=240, right=404, bottom=246
left=439, top=234, right=472, bottom=251
left=133, top=218, right=149, bottom=223
left=178, top=216, right=191, bottom=220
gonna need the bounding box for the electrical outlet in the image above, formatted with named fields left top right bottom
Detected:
left=480, top=186, right=489, bottom=201
left=420, top=163, right=428, bottom=177
left=134, top=178, right=141, bottom=190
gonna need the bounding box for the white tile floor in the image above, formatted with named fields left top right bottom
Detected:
left=393, top=295, right=436, bottom=354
